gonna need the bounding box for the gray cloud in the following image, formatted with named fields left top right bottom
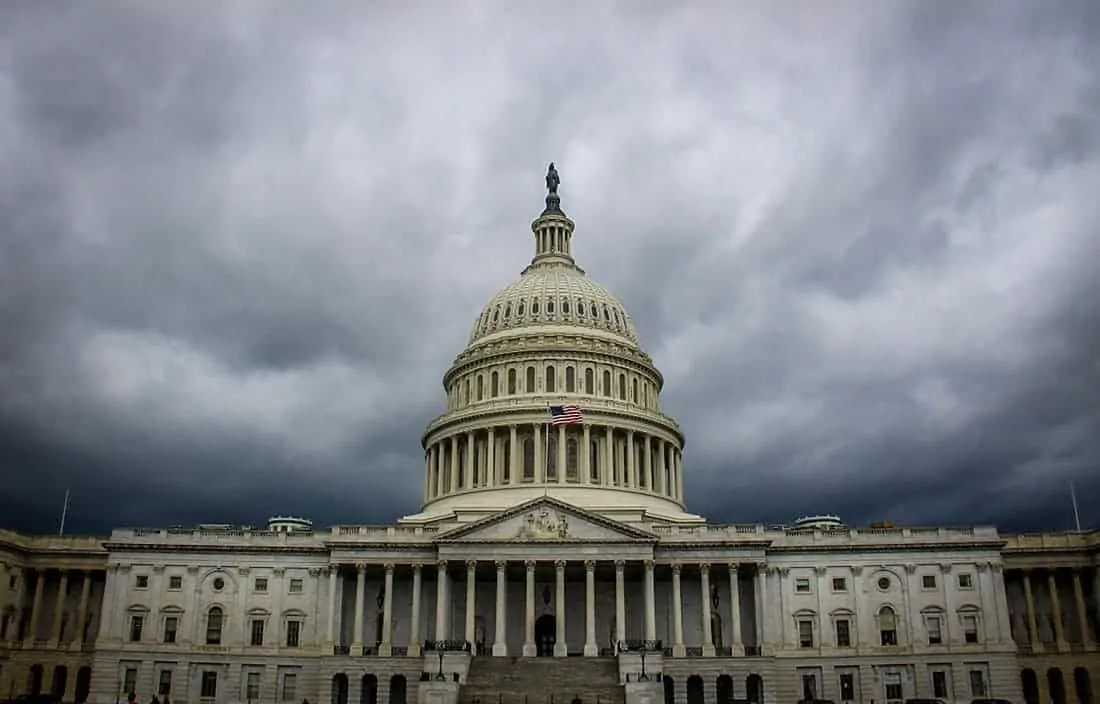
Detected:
left=1, top=0, right=1098, bottom=535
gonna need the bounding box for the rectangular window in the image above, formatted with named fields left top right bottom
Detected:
left=158, top=670, right=172, bottom=696
left=135, top=575, right=149, bottom=589
left=962, top=615, right=980, bottom=643
left=286, top=620, right=301, bottom=647
left=798, top=619, right=814, bottom=648
left=129, top=615, right=144, bottom=642
left=201, top=671, right=218, bottom=699
left=927, top=616, right=942, bottom=644
left=288, top=579, right=303, bottom=593
left=832, top=577, right=847, bottom=592
left=958, top=573, right=974, bottom=589
left=884, top=674, right=903, bottom=702
left=795, top=578, right=811, bottom=593
left=835, top=619, right=851, bottom=647
left=245, top=672, right=261, bottom=702
left=282, top=674, right=297, bottom=702
left=932, top=671, right=948, bottom=699
left=254, top=578, right=268, bottom=593
left=250, top=619, right=265, bottom=646
left=801, top=674, right=818, bottom=701
left=123, top=668, right=138, bottom=696
left=922, top=574, right=937, bottom=589
left=839, top=674, right=855, bottom=702
left=163, top=616, right=178, bottom=644
left=168, top=575, right=182, bottom=590
left=969, top=670, right=987, bottom=697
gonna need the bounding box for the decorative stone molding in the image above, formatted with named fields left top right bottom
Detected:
left=850, top=565, right=863, bottom=576
left=524, top=560, right=536, bottom=571
left=273, top=567, right=286, bottom=576
left=614, top=560, right=626, bottom=570
left=237, top=566, right=250, bottom=576
left=940, top=563, right=953, bottom=573
left=495, top=560, right=507, bottom=571
left=729, top=563, right=739, bottom=574
left=384, top=563, right=395, bottom=573
left=584, top=560, right=596, bottom=571
left=187, top=565, right=200, bottom=575
left=437, top=560, right=449, bottom=570
left=643, top=560, right=655, bottom=570
left=554, top=560, right=566, bottom=571
left=308, top=568, right=322, bottom=577
left=905, top=563, right=917, bottom=574
left=777, top=567, right=790, bottom=577
left=153, top=564, right=166, bottom=573
left=466, top=561, right=477, bottom=572
left=814, top=566, right=827, bottom=576
left=671, top=564, right=682, bottom=576
left=699, top=562, right=711, bottom=573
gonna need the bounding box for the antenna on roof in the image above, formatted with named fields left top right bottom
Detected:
left=58, top=489, right=71, bottom=536
left=1070, top=481, right=1082, bottom=531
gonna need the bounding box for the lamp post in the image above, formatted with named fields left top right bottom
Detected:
left=435, top=641, right=447, bottom=680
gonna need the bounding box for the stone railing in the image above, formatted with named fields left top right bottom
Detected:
left=1002, top=531, right=1100, bottom=551
left=650, top=524, right=999, bottom=544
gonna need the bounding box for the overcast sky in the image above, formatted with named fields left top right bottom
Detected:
left=2, top=1, right=1099, bottom=536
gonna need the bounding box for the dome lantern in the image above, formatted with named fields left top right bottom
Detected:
left=528, top=162, right=577, bottom=270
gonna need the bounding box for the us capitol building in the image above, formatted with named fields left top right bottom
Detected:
left=1, top=167, right=1097, bottom=704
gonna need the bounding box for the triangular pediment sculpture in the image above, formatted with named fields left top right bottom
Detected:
left=437, top=497, right=656, bottom=543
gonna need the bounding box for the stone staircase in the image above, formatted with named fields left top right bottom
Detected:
left=460, top=657, right=624, bottom=704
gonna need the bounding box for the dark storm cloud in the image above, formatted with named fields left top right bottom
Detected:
left=1, top=1, right=1098, bottom=535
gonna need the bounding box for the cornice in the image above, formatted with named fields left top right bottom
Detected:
left=101, top=542, right=329, bottom=555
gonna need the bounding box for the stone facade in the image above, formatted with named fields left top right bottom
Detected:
left=1, top=170, right=1097, bottom=704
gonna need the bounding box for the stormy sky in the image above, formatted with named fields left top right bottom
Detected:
left=2, top=1, right=1099, bottom=536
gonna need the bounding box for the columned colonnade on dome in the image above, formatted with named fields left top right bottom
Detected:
left=326, top=559, right=761, bottom=657
left=423, top=423, right=685, bottom=502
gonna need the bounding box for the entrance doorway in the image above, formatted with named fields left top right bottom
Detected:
left=535, top=614, right=556, bottom=656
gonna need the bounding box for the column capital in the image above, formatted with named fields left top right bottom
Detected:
left=584, top=560, right=596, bottom=571
left=237, top=566, right=249, bottom=576
left=467, top=560, right=478, bottom=572
left=525, top=560, right=537, bottom=571
left=700, top=562, right=711, bottom=573
left=356, top=563, right=367, bottom=573
left=152, top=564, right=166, bottom=574
left=614, top=560, right=625, bottom=571
left=384, top=563, right=396, bottom=573
left=643, top=560, right=655, bottom=570
left=554, top=560, right=566, bottom=571
left=495, top=560, right=508, bottom=571
left=436, top=560, right=448, bottom=571
left=671, top=563, right=682, bottom=576
left=849, top=565, right=862, bottom=576
left=814, top=566, right=827, bottom=576
left=308, top=568, right=322, bottom=577
left=728, top=563, right=739, bottom=574
left=755, top=562, right=767, bottom=572
left=273, top=566, right=287, bottom=576
left=412, top=563, right=423, bottom=573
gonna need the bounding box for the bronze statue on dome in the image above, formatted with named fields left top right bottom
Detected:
left=546, top=162, right=560, bottom=195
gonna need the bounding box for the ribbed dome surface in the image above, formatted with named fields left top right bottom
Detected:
left=468, top=264, right=639, bottom=345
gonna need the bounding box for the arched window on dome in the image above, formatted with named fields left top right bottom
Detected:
left=562, top=298, right=569, bottom=315
left=476, top=375, right=484, bottom=402
left=632, top=378, right=638, bottom=403
left=518, top=300, right=526, bottom=316
left=603, top=305, right=611, bottom=321
left=504, top=303, right=511, bottom=319
left=602, top=370, right=612, bottom=398
left=546, top=434, right=557, bottom=480
left=576, top=298, right=584, bottom=316
left=589, top=439, right=600, bottom=482
left=525, top=367, right=536, bottom=393
left=618, top=373, right=627, bottom=401
left=643, top=384, right=649, bottom=408
left=508, top=369, right=517, bottom=395
left=546, top=299, right=555, bottom=315
left=546, top=366, right=556, bottom=393
left=584, top=368, right=594, bottom=395
left=566, top=437, right=578, bottom=481
left=464, top=379, right=470, bottom=405
left=491, top=371, right=499, bottom=398
left=522, top=436, right=535, bottom=480
left=565, top=366, right=575, bottom=392
left=532, top=299, right=541, bottom=315
left=589, top=302, right=598, bottom=318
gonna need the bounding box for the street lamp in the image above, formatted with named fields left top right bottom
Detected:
left=435, top=641, right=447, bottom=681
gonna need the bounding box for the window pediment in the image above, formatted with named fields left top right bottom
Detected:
left=160, top=605, right=184, bottom=614
left=792, top=608, right=817, bottom=618
left=282, top=608, right=307, bottom=619
left=247, top=607, right=271, bottom=617
left=956, top=603, right=981, bottom=613
left=126, top=604, right=150, bottom=613
left=829, top=607, right=855, bottom=617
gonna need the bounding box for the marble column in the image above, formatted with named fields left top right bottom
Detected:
left=643, top=560, right=656, bottom=642
left=409, top=564, right=423, bottom=656
left=1072, top=570, right=1092, bottom=645
left=657, top=441, right=667, bottom=495
left=643, top=436, right=653, bottom=490
left=465, top=561, right=477, bottom=647
left=1023, top=571, right=1039, bottom=647
left=675, top=450, right=685, bottom=500
left=487, top=428, right=496, bottom=487
left=581, top=424, right=591, bottom=484
left=493, top=561, right=508, bottom=656
left=558, top=424, right=567, bottom=483
left=74, top=571, right=92, bottom=648
left=1049, top=571, right=1067, bottom=647
left=534, top=423, right=544, bottom=483
left=326, top=567, right=339, bottom=649
left=728, top=564, right=743, bottom=653
left=671, top=564, right=685, bottom=656
left=509, top=425, right=519, bottom=485
left=584, top=560, right=597, bottom=656
left=701, top=563, right=715, bottom=656
left=554, top=560, right=568, bottom=656
left=5, top=568, right=25, bottom=644
left=380, top=564, right=395, bottom=656
left=28, top=570, right=45, bottom=642
left=449, top=437, right=459, bottom=493
left=523, top=560, right=536, bottom=656
left=604, top=427, right=614, bottom=486
left=434, top=444, right=445, bottom=497
left=757, top=564, right=769, bottom=652
left=353, top=564, right=366, bottom=653
left=626, top=431, right=636, bottom=488
left=435, top=561, right=449, bottom=640
left=614, top=561, right=626, bottom=644
left=50, top=570, right=69, bottom=643
left=465, top=431, right=475, bottom=489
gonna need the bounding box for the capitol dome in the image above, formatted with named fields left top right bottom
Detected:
left=403, top=164, right=697, bottom=524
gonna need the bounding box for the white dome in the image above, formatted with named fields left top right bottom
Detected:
left=468, top=264, right=639, bottom=346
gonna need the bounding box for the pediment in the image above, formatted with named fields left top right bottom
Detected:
left=437, top=497, right=656, bottom=543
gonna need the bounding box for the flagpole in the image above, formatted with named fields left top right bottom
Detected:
left=58, top=489, right=71, bottom=536
left=1070, top=481, right=1082, bottom=531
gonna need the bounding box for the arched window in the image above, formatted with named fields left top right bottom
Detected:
left=532, top=299, right=541, bottom=315
left=566, top=438, right=578, bottom=481
left=584, top=368, right=594, bottom=394
left=632, top=378, right=638, bottom=402
left=476, top=375, right=483, bottom=401
left=643, top=384, right=649, bottom=407
left=518, top=300, right=526, bottom=316
left=501, top=437, right=511, bottom=483
left=565, top=366, right=575, bottom=392
left=878, top=605, right=898, bottom=646
left=508, top=369, right=517, bottom=395
left=206, top=607, right=224, bottom=645
left=602, top=370, right=612, bottom=397
left=522, top=437, right=535, bottom=480
left=546, top=299, right=555, bottom=314
left=464, top=379, right=470, bottom=405
left=546, top=366, right=556, bottom=393
left=590, top=440, right=600, bottom=482
left=503, top=303, right=511, bottom=319
left=562, top=298, right=570, bottom=315
left=576, top=298, right=585, bottom=316
left=618, top=373, right=627, bottom=400
left=525, top=367, right=536, bottom=393
left=490, top=371, right=499, bottom=398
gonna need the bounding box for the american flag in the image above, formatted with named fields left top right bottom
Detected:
left=549, top=404, right=583, bottom=425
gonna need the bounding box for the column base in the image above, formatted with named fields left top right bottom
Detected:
left=702, top=644, right=716, bottom=657
left=408, top=643, right=422, bottom=657
left=554, top=642, right=568, bottom=657
left=730, top=643, right=744, bottom=657
left=352, top=644, right=366, bottom=656
left=583, top=643, right=598, bottom=657
left=672, top=644, right=686, bottom=657
left=70, top=641, right=83, bottom=652
left=523, top=643, right=537, bottom=657
left=492, top=642, right=508, bottom=656
left=379, top=643, right=392, bottom=656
